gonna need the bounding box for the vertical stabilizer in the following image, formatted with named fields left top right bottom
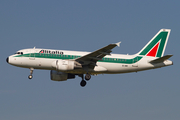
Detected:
left=137, top=29, right=171, bottom=57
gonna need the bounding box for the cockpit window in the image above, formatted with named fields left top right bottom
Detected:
left=16, top=52, right=23, bottom=55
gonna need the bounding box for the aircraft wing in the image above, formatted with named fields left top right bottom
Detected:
left=75, top=42, right=121, bottom=65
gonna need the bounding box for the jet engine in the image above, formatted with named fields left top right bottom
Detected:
left=51, top=60, right=82, bottom=71
left=50, top=70, right=75, bottom=81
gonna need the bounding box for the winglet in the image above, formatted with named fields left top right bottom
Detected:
left=116, top=42, right=121, bottom=47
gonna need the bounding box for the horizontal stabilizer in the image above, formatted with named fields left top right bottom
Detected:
left=149, top=55, right=173, bottom=63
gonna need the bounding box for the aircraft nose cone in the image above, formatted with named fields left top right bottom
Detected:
left=6, top=57, right=9, bottom=63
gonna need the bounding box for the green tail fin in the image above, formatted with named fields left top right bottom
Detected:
left=137, top=29, right=171, bottom=57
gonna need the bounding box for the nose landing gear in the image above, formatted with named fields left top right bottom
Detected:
left=28, top=68, right=34, bottom=79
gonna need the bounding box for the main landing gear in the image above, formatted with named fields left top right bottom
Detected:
left=79, top=74, right=91, bottom=87
left=28, top=68, right=34, bottom=79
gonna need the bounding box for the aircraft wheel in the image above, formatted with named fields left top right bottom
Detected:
left=85, top=74, right=91, bottom=81
left=28, top=75, right=33, bottom=79
left=80, top=80, right=87, bottom=87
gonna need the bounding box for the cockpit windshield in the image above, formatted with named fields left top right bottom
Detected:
left=15, top=52, right=23, bottom=55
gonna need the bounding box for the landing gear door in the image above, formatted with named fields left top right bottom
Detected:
left=29, top=47, right=36, bottom=60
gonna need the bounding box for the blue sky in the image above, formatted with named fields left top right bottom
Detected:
left=0, top=0, right=179, bottom=120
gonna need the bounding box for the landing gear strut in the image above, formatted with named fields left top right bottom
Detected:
left=79, top=73, right=91, bottom=87
left=28, top=68, right=34, bottom=79
left=79, top=74, right=86, bottom=87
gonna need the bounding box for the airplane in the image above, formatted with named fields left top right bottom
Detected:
left=6, top=29, right=173, bottom=87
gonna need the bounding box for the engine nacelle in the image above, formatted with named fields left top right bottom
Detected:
left=52, top=60, right=82, bottom=71
left=52, top=60, right=74, bottom=71
left=50, top=70, right=75, bottom=81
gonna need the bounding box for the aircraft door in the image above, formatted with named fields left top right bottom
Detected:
left=29, top=48, right=36, bottom=60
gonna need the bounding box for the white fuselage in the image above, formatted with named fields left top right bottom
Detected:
left=7, top=48, right=173, bottom=74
